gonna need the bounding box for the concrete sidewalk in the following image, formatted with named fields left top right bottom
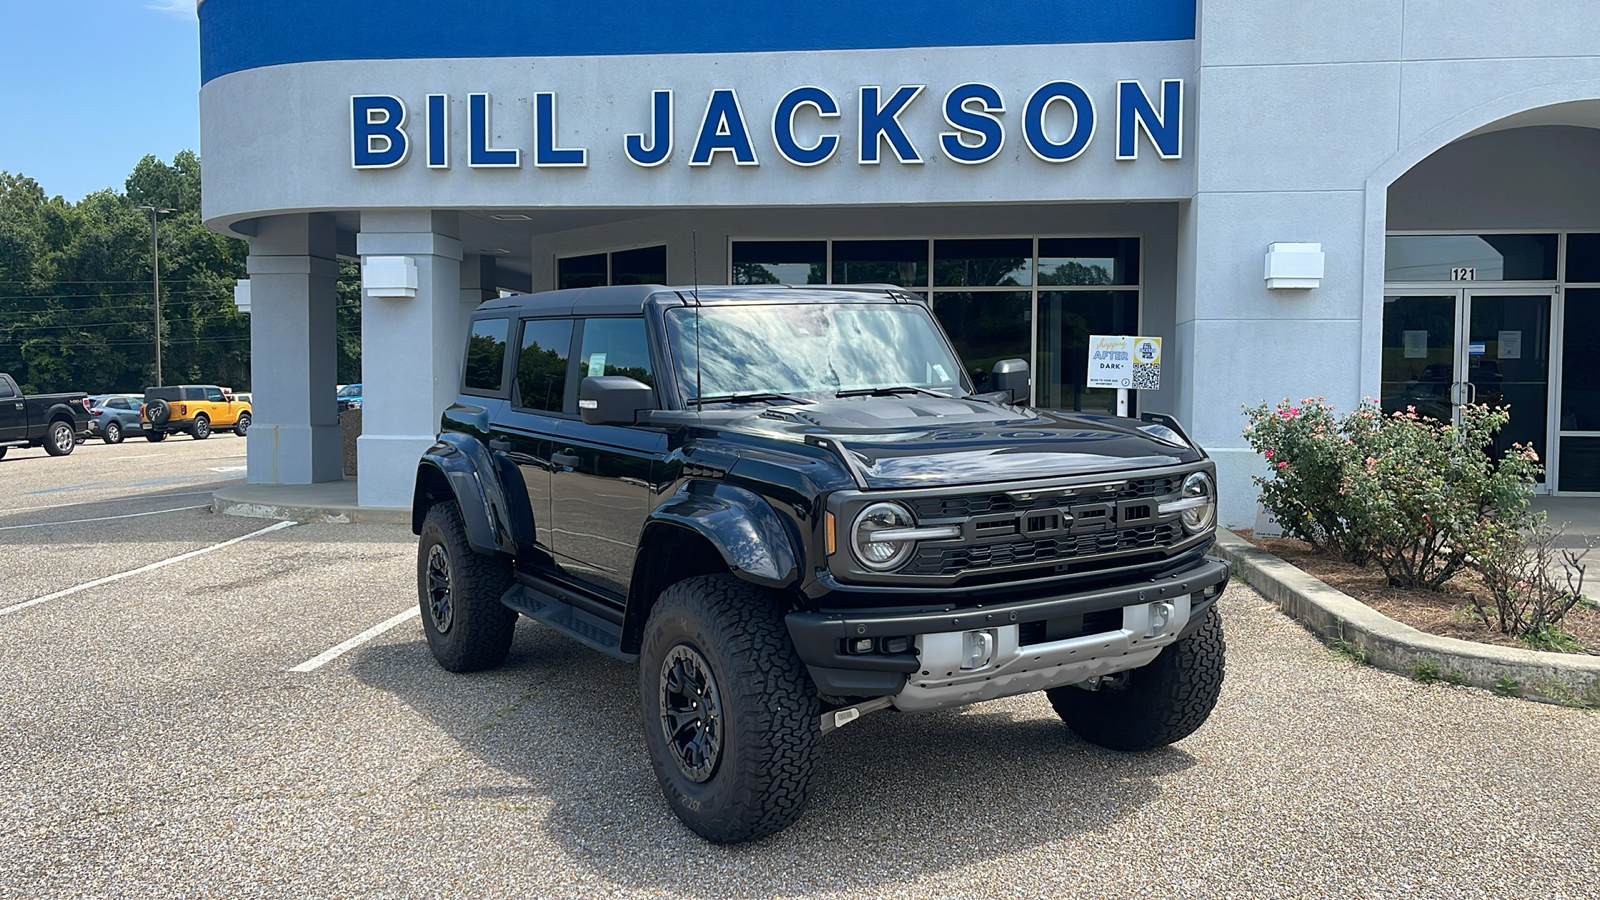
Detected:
left=212, top=478, right=410, bottom=525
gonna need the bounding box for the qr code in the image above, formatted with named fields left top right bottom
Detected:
left=1131, top=363, right=1161, bottom=390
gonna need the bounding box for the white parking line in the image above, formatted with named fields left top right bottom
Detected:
left=110, top=454, right=162, bottom=461
left=290, top=607, right=420, bottom=673
left=0, top=489, right=221, bottom=515
left=0, top=521, right=297, bottom=618
left=0, top=505, right=210, bottom=532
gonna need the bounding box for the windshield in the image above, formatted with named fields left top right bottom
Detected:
left=665, top=302, right=968, bottom=402
left=337, top=384, right=362, bottom=398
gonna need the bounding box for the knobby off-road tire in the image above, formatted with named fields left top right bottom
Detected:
left=639, top=574, right=821, bottom=844
left=416, top=500, right=518, bottom=673
left=44, top=420, right=76, bottom=456
left=103, top=421, right=123, bottom=444
left=1047, top=605, right=1226, bottom=752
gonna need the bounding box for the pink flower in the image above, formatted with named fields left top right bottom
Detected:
left=1277, top=461, right=1289, bottom=469
left=1265, top=449, right=1274, bottom=459
left=1523, top=449, right=1539, bottom=462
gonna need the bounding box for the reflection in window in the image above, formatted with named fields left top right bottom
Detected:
left=464, top=318, right=510, bottom=392
left=1384, top=234, right=1557, bottom=282
left=610, top=246, right=667, bottom=285
left=516, top=319, right=573, bottom=412
left=557, top=254, right=607, bottom=290
left=1562, top=289, right=1600, bottom=432
left=933, top=239, right=1032, bottom=287
left=831, top=240, right=928, bottom=287
left=731, top=241, right=826, bottom=285
left=1379, top=295, right=1456, bottom=422
left=931, top=292, right=1030, bottom=393
left=1037, top=291, right=1138, bottom=413
left=1038, top=237, right=1140, bottom=286
left=578, top=318, right=654, bottom=387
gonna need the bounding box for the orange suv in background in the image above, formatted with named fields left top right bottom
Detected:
left=141, top=385, right=252, bottom=441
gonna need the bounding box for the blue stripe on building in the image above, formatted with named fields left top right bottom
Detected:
left=198, top=0, right=1196, bottom=84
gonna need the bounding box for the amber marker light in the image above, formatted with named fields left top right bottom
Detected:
left=825, top=511, right=837, bottom=555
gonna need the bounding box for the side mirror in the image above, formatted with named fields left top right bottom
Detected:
left=579, top=376, right=656, bottom=426
left=990, top=358, right=1030, bottom=404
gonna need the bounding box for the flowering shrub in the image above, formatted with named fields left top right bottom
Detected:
left=1469, top=522, right=1593, bottom=643
left=1243, top=397, right=1540, bottom=590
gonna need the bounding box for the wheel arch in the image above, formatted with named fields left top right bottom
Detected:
left=411, top=434, right=525, bottom=556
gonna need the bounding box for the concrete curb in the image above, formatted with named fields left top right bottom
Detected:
left=212, top=488, right=411, bottom=526
left=1215, top=530, right=1600, bottom=707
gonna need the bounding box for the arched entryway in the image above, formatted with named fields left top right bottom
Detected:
left=1365, top=95, right=1600, bottom=494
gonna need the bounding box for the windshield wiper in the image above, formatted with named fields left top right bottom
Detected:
left=835, top=385, right=952, bottom=399
left=688, top=391, right=816, bottom=407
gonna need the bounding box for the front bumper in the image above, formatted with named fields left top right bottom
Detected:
left=786, top=555, right=1230, bottom=704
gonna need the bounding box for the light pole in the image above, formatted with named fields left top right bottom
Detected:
left=136, top=204, right=174, bottom=386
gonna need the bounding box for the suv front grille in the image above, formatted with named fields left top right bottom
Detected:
left=903, top=521, right=1181, bottom=577
left=907, top=475, right=1177, bottom=520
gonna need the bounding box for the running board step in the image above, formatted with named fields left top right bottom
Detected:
left=500, top=583, right=636, bottom=662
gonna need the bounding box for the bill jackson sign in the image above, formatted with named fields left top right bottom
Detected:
left=351, top=79, right=1183, bottom=170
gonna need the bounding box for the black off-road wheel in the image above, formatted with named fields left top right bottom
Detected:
left=43, top=420, right=76, bottom=456
left=103, top=421, right=124, bottom=444
left=234, top=412, right=251, bottom=436
left=1046, top=605, right=1226, bottom=752
left=639, top=574, right=820, bottom=844
left=416, top=500, right=517, bottom=672
left=192, top=414, right=211, bottom=440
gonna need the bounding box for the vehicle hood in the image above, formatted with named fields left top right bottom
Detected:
left=723, top=396, right=1197, bottom=489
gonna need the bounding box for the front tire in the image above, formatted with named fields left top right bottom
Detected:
left=103, top=421, right=124, bottom=444
left=192, top=414, right=211, bottom=440
left=639, top=574, right=820, bottom=844
left=1046, top=605, right=1226, bottom=752
left=416, top=500, right=517, bottom=672
left=44, top=420, right=76, bottom=456
left=234, top=412, right=251, bottom=436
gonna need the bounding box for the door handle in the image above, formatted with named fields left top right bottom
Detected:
left=551, top=451, right=581, bottom=469
left=489, top=438, right=511, bottom=452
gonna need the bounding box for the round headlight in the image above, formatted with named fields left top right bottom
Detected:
left=851, top=502, right=916, bottom=571
left=1180, top=471, right=1216, bottom=534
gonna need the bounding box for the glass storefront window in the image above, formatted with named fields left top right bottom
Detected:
left=1566, top=234, right=1600, bottom=283
left=557, top=253, right=607, bottom=289
left=1561, top=289, right=1600, bottom=432
left=1379, top=295, right=1456, bottom=421
left=1036, top=290, right=1138, bottom=413
left=933, top=238, right=1032, bottom=287
left=1037, top=238, right=1140, bottom=286
left=930, top=291, right=1030, bottom=393
left=731, top=241, right=826, bottom=285
left=1559, top=437, right=1600, bottom=492
left=832, top=240, right=929, bottom=287
left=1385, top=234, right=1557, bottom=282
left=611, top=245, right=667, bottom=285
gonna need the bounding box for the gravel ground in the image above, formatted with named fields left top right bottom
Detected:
left=2, top=441, right=1598, bottom=898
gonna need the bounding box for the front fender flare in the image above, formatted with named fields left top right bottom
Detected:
left=412, top=433, right=522, bottom=556
left=644, top=483, right=802, bottom=588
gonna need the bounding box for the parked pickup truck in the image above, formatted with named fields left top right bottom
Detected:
left=411, top=284, right=1228, bottom=843
left=0, top=373, right=90, bottom=458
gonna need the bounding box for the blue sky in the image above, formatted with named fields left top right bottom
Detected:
left=1, top=1, right=200, bottom=201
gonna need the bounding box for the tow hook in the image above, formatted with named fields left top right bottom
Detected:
left=819, top=696, right=894, bottom=735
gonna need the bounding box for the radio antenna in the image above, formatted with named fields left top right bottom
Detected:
left=692, top=229, right=702, bottom=406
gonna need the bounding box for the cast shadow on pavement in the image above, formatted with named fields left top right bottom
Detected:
left=348, top=621, right=1196, bottom=898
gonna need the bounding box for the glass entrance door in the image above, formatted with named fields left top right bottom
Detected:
left=1381, top=289, right=1552, bottom=480
left=1461, top=291, right=1552, bottom=465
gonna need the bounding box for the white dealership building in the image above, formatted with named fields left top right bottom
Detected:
left=198, top=0, right=1600, bottom=522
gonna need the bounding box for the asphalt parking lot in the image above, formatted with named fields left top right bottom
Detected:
left=2, top=438, right=1599, bottom=898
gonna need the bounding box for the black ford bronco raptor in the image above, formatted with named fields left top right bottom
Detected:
left=412, top=284, right=1228, bottom=843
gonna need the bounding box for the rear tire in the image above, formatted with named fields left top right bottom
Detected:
left=192, top=414, right=211, bottom=440
left=0, top=447, right=7, bottom=459
left=103, top=421, right=124, bottom=444
left=416, top=500, right=517, bottom=672
left=639, top=574, right=820, bottom=844
left=44, top=420, right=75, bottom=456
left=1046, top=605, right=1226, bottom=752
left=145, top=431, right=167, bottom=443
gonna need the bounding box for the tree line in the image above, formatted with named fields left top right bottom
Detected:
left=0, top=151, right=361, bottom=395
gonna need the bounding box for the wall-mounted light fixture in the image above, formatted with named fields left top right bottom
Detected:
left=233, top=279, right=251, bottom=314
left=1264, top=242, right=1324, bottom=290
left=362, top=256, right=419, bottom=299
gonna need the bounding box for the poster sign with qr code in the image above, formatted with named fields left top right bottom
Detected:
left=1087, top=335, right=1161, bottom=390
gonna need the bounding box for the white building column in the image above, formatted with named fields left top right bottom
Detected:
left=356, top=211, right=464, bottom=508
left=245, top=213, right=342, bottom=484
left=460, top=252, right=497, bottom=334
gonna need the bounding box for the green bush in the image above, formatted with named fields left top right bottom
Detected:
left=1243, top=398, right=1540, bottom=590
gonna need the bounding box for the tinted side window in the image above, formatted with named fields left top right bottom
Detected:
left=517, top=319, right=574, bottom=412
left=464, top=318, right=511, bottom=394
left=185, top=387, right=207, bottom=401
left=108, top=398, right=129, bottom=410
left=0, top=380, right=15, bottom=399
left=147, top=387, right=181, bottom=401
left=205, top=387, right=225, bottom=402
left=578, top=318, right=654, bottom=387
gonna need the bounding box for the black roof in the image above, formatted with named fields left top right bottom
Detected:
left=473, top=284, right=916, bottom=318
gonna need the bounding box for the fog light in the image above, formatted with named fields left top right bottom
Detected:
left=880, top=636, right=910, bottom=654
left=849, top=637, right=874, bottom=654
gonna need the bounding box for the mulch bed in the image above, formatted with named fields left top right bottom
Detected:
left=1236, top=531, right=1600, bottom=655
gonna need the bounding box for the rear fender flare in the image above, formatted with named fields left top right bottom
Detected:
left=412, top=434, right=524, bottom=556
